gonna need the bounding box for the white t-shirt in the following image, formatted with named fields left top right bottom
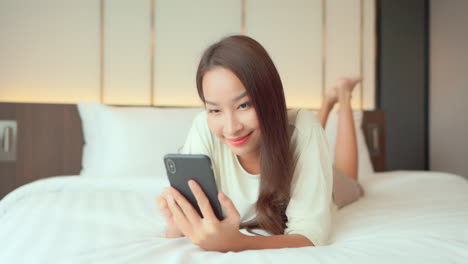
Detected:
left=180, top=108, right=336, bottom=246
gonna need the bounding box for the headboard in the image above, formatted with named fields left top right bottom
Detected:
left=0, top=102, right=386, bottom=199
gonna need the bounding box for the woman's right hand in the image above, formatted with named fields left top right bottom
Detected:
left=157, top=187, right=185, bottom=238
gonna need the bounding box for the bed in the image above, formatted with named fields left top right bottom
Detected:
left=0, top=102, right=467, bottom=263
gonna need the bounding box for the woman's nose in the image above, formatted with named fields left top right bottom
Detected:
left=224, top=114, right=243, bottom=136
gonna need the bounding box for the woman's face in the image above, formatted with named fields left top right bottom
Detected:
left=202, top=67, right=261, bottom=160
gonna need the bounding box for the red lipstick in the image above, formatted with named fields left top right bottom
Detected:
left=227, top=132, right=252, bottom=146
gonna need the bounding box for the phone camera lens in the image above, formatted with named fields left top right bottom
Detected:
left=166, top=159, right=176, bottom=174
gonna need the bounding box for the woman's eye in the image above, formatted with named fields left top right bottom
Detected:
left=239, top=102, right=251, bottom=109
left=208, top=109, right=220, bottom=114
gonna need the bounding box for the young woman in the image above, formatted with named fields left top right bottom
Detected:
left=157, top=35, right=363, bottom=252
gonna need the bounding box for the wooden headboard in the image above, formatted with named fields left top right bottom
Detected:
left=0, top=102, right=386, bottom=199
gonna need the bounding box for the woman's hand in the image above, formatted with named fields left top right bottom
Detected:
left=165, top=179, right=243, bottom=252
left=157, top=188, right=184, bottom=238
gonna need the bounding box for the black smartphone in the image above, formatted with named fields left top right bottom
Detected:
left=163, top=154, right=224, bottom=221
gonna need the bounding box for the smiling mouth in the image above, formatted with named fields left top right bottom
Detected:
left=226, top=132, right=253, bottom=146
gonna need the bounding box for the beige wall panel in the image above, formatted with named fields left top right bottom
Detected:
left=154, top=0, right=241, bottom=106
left=363, top=0, right=376, bottom=110
left=326, top=0, right=362, bottom=109
left=0, top=0, right=100, bottom=103
left=245, top=0, right=323, bottom=109
left=104, top=0, right=151, bottom=105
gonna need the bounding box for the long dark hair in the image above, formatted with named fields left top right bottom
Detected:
left=196, top=35, right=294, bottom=235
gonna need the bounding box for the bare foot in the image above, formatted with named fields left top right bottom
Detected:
left=324, top=86, right=339, bottom=106
left=336, top=76, right=362, bottom=93
left=335, top=76, right=362, bottom=105
left=324, top=76, right=362, bottom=107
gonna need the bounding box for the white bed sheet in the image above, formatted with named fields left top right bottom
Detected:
left=0, top=171, right=467, bottom=264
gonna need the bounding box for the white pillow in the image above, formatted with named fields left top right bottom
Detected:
left=77, top=102, right=374, bottom=181
left=77, top=101, right=103, bottom=176
left=77, top=101, right=203, bottom=178
left=315, top=108, right=375, bottom=181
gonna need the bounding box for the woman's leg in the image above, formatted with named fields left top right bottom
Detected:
left=320, top=78, right=365, bottom=208
left=333, top=77, right=361, bottom=181
left=319, top=77, right=361, bottom=181
left=317, top=90, right=336, bottom=128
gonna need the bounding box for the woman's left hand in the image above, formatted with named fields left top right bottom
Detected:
left=166, top=179, right=243, bottom=252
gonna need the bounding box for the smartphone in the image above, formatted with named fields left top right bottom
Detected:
left=163, top=154, right=224, bottom=221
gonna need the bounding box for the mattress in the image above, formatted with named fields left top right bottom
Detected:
left=0, top=170, right=467, bottom=263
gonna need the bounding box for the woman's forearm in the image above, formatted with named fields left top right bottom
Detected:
left=230, top=233, right=314, bottom=252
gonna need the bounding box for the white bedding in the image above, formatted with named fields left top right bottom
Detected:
left=0, top=171, right=467, bottom=263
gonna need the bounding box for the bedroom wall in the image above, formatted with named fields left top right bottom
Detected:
left=0, top=0, right=377, bottom=110
left=430, top=0, right=468, bottom=179
left=378, top=0, right=429, bottom=171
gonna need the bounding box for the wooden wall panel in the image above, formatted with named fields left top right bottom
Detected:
left=326, top=0, right=362, bottom=109
left=153, top=0, right=242, bottom=106
left=363, top=0, right=377, bottom=109
left=0, top=0, right=100, bottom=103
left=0, top=102, right=84, bottom=199
left=362, top=110, right=386, bottom=171
left=0, top=104, right=16, bottom=199
left=103, top=0, right=152, bottom=105
left=0, top=1, right=376, bottom=109
left=245, top=0, right=323, bottom=109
